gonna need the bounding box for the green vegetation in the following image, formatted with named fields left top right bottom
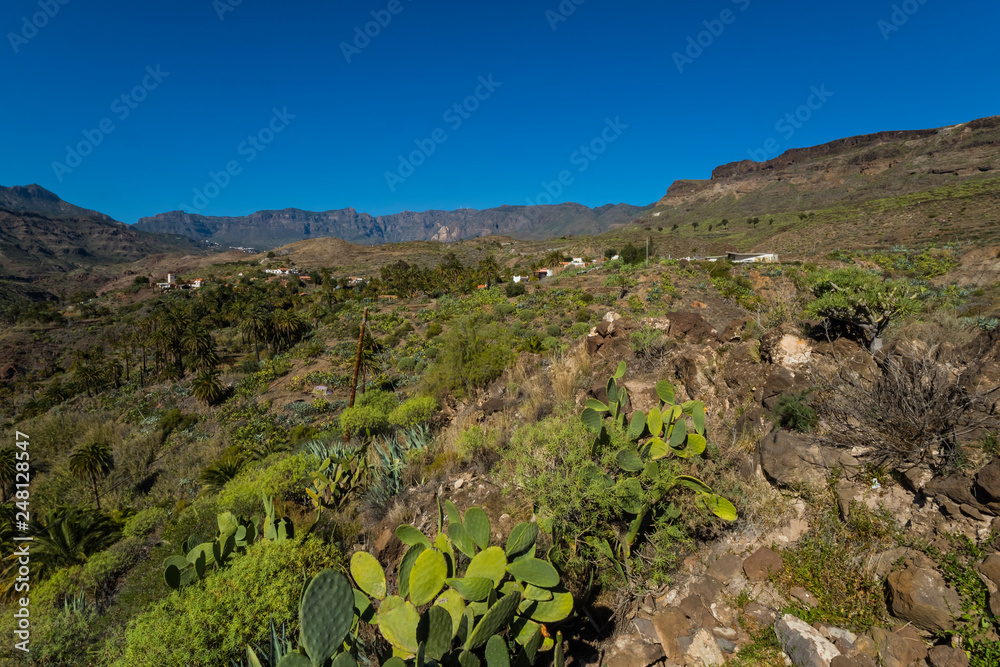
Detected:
left=772, top=393, right=817, bottom=432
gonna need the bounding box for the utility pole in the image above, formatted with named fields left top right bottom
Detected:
left=646, top=237, right=649, bottom=268
left=344, top=307, right=369, bottom=443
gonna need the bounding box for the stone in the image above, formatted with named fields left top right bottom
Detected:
left=791, top=586, right=820, bottom=608
left=708, top=553, right=745, bottom=584
left=744, top=547, right=785, bottom=581
left=714, top=627, right=738, bottom=641
left=679, top=594, right=715, bottom=627
left=886, top=563, right=962, bottom=633
left=603, top=634, right=666, bottom=667
left=774, top=614, right=841, bottom=667
left=668, top=311, right=718, bottom=343
left=900, top=466, right=934, bottom=493
left=927, top=644, right=970, bottom=667
left=825, top=626, right=859, bottom=645
left=633, top=616, right=659, bottom=644
left=830, top=657, right=862, bottom=667
left=852, top=634, right=879, bottom=660
left=772, top=334, right=813, bottom=367
left=681, top=628, right=726, bottom=666
left=652, top=607, right=690, bottom=661
left=975, top=460, right=1000, bottom=503
left=744, top=602, right=778, bottom=626
left=762, top=366, right=805, bottom=411
left=961, top=504, right=987, bottom=521
left=759, top=430, right=836, bottom=489
left=871, top=627, right=928, bottom=667
left=869, top=548, right=918, bottom=580
left=717, top=637, right=737, bottom=654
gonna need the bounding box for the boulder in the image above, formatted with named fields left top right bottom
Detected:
left=886, top=564, right=962, bottom=633
left=975, top=460, right=1000, bottom=504
left=602, top=634, right=665, bottom=667
left=775, top=614, right=841, bottom=667
left=707, top=553, right=745, bottom=584
left=927, top=644, right=970, bottom=667
left=668, top=311, right=718, bottom=342
left=678, top=628, right=726, bottom=666
left=744, top=547, right=784, bottom=581
left=762, top=366, right=809, bottom=411
left=871, top=627, right=928, bottom=667
left=759, top=430, right=838, bottom=489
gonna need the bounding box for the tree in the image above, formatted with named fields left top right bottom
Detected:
left=478, top=255, right=501, bottom=288
left=192, top=369, right=225, bottom=406
left=804, top=267, right=918, bottom=353
left=0, top=446, right=15, bottom=503
left=68, top=442, right=114, bottom=510
left=604, top=248, right=618, bottom=260
left=620, top=243, right=641, bottom=265
left=692, top=221, right=700, bottom=230
left=17, top=507, right=119, bottom=580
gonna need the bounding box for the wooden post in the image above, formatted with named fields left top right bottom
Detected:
left=344, top=307, right=369, bottom=443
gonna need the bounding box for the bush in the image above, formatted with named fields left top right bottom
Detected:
left=421, top=315, right=516, bottom=399
left=773, top=393, right=817, bottom=432
left=80, top=536, right=145, bottom=599
left=568, top=322, right=592, bottom=338
left=110, top=537, right=342, bottom=667
left=505, top=282, right=526, bottom=298
left=388, top=395, right=438, bottom=428
left=122, top=507, right=169, bottom=538
left=545, top=324, right=561, bottom=337
left=425, top=322, right=443, bottom=339
left=620, top=243, right=641, bottom=265
left=397, top=356, right=417, bottom=372
left=339, top=404, right=390, bottom=436
left=497, top=303, right=516, bottom=317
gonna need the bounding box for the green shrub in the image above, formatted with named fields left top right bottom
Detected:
left=497, top=303, right=516, bottom=316
left=388, top=395, right=438, bottom=428
left=568, top=322, right=592, bottom=338
left=216, top=453, right=316, bottom=516
left=518, top=308, right=536, bottom=322
left=421, top=315, right=516, bottom=399
left=425, top=322, right=443, bottom=339
left=110, top=537, right=342, bottom=667
left=505, top=282, right=526, bottom=298
left=545, top=324, right=561, bottom=337
left=397, top=356, right=417, bottom=372
left=81, top=536, right=145, bottom=599
left=122, top=507, right=169, bottom=538
left=339, top=404, right=391, bottom=436
left=773, top=393, right=818, bottom=432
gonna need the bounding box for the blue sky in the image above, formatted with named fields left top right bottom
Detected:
left=0, top=0, right=997, bottom=223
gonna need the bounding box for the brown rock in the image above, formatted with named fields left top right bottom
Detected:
left=871, top=627, right=929, bottom=667
left=791, top=586, right=821, bottom=608
left=744, top=547, right=784, bottom=581
left=743, top=602, right=778, bottom=626
left=976, top=460, right=1000, bottom=503
left=652, top=607, right=690, bottom=661
left=707, top=553, right=745, bottom=584
left=759, top=430, right=837, bottom=489
left=886, top=564, right=962, bottom=633
left=668, top=311, right=718, bottom=342
left=603, top=634, right=666, bottom=667
left=927, top=644, right=970, bottom=667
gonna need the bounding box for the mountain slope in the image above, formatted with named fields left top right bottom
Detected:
left=652, top=115, right=999, bottom=223
left=134, top=202, right=650, bottom=250
left=0, top=184, right=120, bottom=225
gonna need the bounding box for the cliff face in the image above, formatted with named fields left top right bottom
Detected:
left=0, top=184, right=120, bottom=225
left=135, top=202, right=651, bottom=250
left=657, top=116, right=1000, bottom=216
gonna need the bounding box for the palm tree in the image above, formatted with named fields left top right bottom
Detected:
left=192, top=369, right=225, bottom=406
left=199, top=456, right=246, bottom=491
left=182, top=323, right=219, bottom=371
left=239, top=306, right=269, bottom=361
left=68, top=442, right=114, bottom=510
left=269, top=309, right=306, bottom=352
left=478, top=255, right=501, bottom=288
left=19, top=507, right=119, bottom=580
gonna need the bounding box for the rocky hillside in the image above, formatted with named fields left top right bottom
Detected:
left=0, top=184, right=120, bottom=224
left=134, top=202, right=651, bottom=250
left=653, top=115, right=1000, bottom=223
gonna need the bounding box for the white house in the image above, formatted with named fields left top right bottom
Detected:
left=728, top=252, right=779, bottom=264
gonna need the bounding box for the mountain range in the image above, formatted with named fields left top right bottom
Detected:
left=133, top=202, right=652, bottom=250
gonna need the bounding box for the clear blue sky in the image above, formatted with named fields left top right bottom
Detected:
left=1, top=0, right=997, bottom=223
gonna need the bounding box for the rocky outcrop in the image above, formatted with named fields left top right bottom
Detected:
left=886, top=561, right=962, bottom=633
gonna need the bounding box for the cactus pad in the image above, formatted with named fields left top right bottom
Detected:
left=395, top=524, right=431, bottom=548
left=467, top=592, right=520, bottom=650
left=463, top=507, right=491, bottom=550
left=350, top=551, right=387, bottom=600
left=466, top=546, right=507, bottom=585
left=397, top=543, right=427, bottom=599
left=434, top=590, right=466, bottom=637
left=448, top=522, right=477, bottom=558
left=408, top=549, right=447, bottom=606
left=504, top=523, right=538, bottom=559
left=275, top=653, right=312, bottom=667
left=505, top=558, right=559, bottom=588
left=418, top=605, right=453, bottom=661
left=378, top=598, right=420, bottom=656
left=445, top=577, right=494, bottom=602
left=484, top=635, right=511, bottom=667
left=299, top=569, right=354, bottom=666
left=164, top=564, right=181, bottom=590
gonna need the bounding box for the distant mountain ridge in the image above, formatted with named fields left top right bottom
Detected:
left=0, top=184, right=120, bottom=225
left=134, top=202, right=652, bottom=250
left=0, top=185, right=203, bottom=279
